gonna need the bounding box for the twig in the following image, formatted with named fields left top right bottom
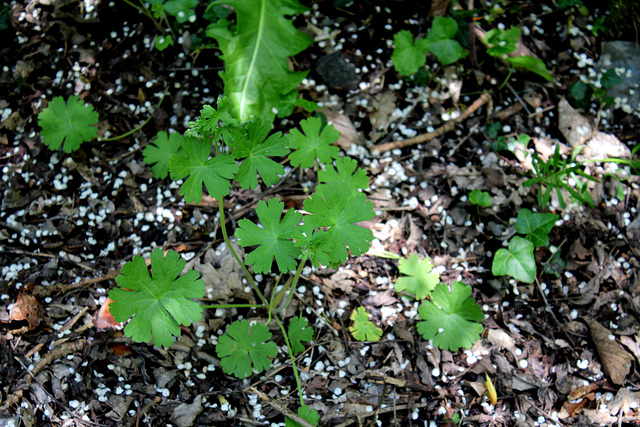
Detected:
left=248, top=386, right=315, bottom=427
left=372, top=92, right=492, bottom=155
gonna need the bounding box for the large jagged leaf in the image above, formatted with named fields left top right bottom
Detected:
left=209, top=0, right=313, bottom=123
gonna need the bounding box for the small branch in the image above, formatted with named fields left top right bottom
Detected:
left=248, top=386, right=315, bottom=427
left=372, top=92, right=491, bottom=155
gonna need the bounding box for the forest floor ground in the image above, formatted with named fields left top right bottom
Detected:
left=1, top=0, right=640, bottom=426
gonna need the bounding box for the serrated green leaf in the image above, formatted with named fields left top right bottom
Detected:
left=286, top=405, right=319, bottom=427
left=492, top=236, right=536, bottom=283
left=210, top=0, right=313, bottom=122
left=108, top=248, right=205, bottom=348
left=287, top=117, right=340, bottom=168
left=216, top=319, right=277, bottom=379
left=318, top=157, right=369, bottom=193
left=236, top=198, right=303, bottom=274
left=469, top=189, right=492, bottom=207
left=303, top=183, right=374, bottom=267
left=425, top=16, right=468, bottom=66
left=514, top=208, right=559, bottom=247
left=391, top=30, right=429, bottom=76
left=288, top=315, right=313, bottom=354
left=417, top=282, right=484, bottom=351
left=168, top=136, right=238, bottom=203
left=227, top=119, right=289, bottom=189
left=38, top=96, right=99, bottom=153
left=506, top=55, right=553, bottom=81
left=143, top=131, right=183, bottom=179
left=349, top=307, right=382, bottom=341
left=187, top=98, right=238, bottom=140
left=394, top=254, right=440, bottom=299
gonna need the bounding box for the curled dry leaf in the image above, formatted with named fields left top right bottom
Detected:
left=9, top=291, right=41, bottom=331
left=587, top=319, right=633, bottom=385
left=94, top=297, right=119, bottom=330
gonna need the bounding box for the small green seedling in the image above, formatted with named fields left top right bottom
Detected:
left=469, top=190, right=492, bottom=208
left=394, top=254, right=440, bottom=299
left=286, top=405, right=320, bottom=427
left=524, top=144, right=599, bottom=209
left=492, top=208, right=559, bottom=283
left=482, top=26, right=553, bottom=82
left=349, top=307, right=383, bottom=341
left=38, top=96, right=99, bottom=153
left=391, top=16, right=467, bottom=75
left=417, top=281, right=484, bottom=351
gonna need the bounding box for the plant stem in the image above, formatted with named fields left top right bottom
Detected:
left=201, top=303, right=262, bottom=309
left=272, top=258, right=306, bottom=314
left=217, top=201, right=268, bottom=308
left=275, top=316, right=305, bottom=407
left=99, top=86, right=169, bottom=142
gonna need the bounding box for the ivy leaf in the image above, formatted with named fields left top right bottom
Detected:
left=318, top=157, right=369, bottom=193
left=155, top=34, right=173, bottom=51
left=514, top=208, right=559, bottom=247
left=168, top=136, right=239, bottom=203
left=394, top=254, right=440, bottom=299
left=108, top=248, right=205, bottom=348
left=38, top=96, right=99, bottom=153
left=163, top=0, right=197, bottom=23
left=286, top=405, right=319, bottom=427
left=236, top=198, right=303, bottom=274
left=227, top=119, right=290, bottom=190
left=469, top=190, right=492, bottom=207
left=483, top=27, right=519, bottom=57
left=349, top=307, right=382, bottom=341
left=143, top=131, right=183, bottom=179
left=425, top=16, right=468, bottom=66
left=303, top=182, right=374, bottom=267
left=287, top=117, right=340, bottom=168
left=492, top=236, right=536, bottom=283
left=288, top=315, right=313, bottom=354
left=209, top=0, right=313, bottom=122
left=506, top=56, right=553, bottom=81
left=391, top=30, right=429, bottom=76
left=417, top=282, right=484, bottom=351
left=216, top=319, right=277, bottom=379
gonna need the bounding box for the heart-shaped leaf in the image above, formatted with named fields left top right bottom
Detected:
left=492, top=236, right=536, bottom=283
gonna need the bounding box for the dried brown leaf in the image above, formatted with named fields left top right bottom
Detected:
left=587, top=319, right=633, bottom=385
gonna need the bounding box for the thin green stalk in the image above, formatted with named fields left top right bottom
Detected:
left=217, top=201, right=268, bottom=308
left=201, top=303, right=262, bottom=309
left=275, top=317, right=305, bottom=407
left=272, top=258, right=306, bottom=314
left=121, top=0, right=166, bottom=34
left=99, top=86, right=169, bottom=142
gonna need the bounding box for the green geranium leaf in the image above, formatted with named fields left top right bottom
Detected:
left=514, top=208, right=559, bottom=247
left=288, top=315, right=313, bottom=354
left=216, top=319, right=277, bottom=379
left=287, top=117, right=340, bottom=168
left=108, top=248, right=205, bottom=348
left=168, top=136, right=238, bottom=203
left=391, top=30, right=429, bottom=76
left=492, top=236, right=536, bottom=283
left=286, top=405, right=320, bottom=427
left=209, top=0, right=313, bottom=122
left=349, top=307, right=382, bottom=341
left=143, top=131, right=183, bottom=179
left=394, top=254, right=440, bottom=299
left=425, top=16, right=468, bottom=66
left=227, top=119, right=290, bottom=190
left=38, top=96, right=99, bottom=153
left=506, top=55, right=553, bottom=81
left=417, top=281, right=484, bottom=351
left=469, top=189, right=492, bottom=207
left=317, top=157, right=369, bottom=193
left=303, top=182, right=374, bottom=267
left=236, top=198, right=303, bottom=274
